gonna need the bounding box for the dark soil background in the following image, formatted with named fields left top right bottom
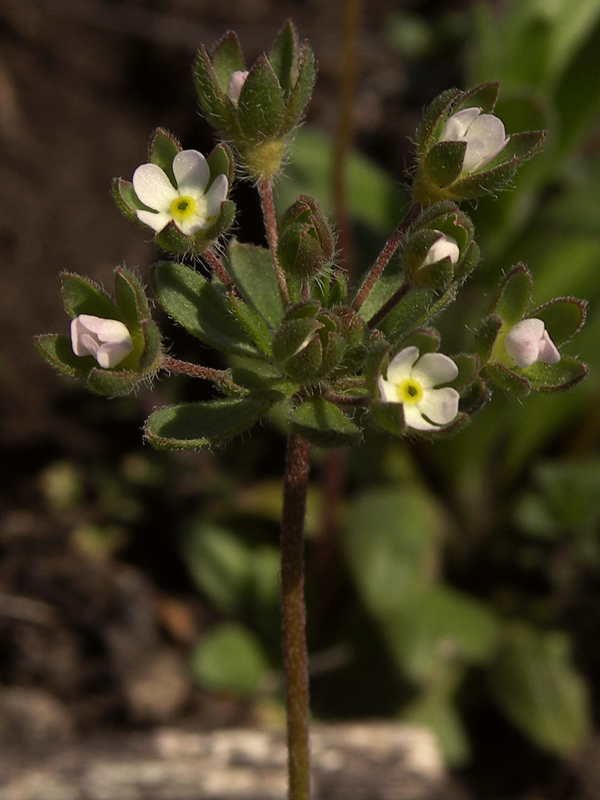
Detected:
left=2, top=1, right=600, bottom=798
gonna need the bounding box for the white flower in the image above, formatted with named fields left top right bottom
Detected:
left=226, top=70, right=249, bottom=105
left=71, top=314, right=133, bottom=369
left=439, top=107, right=509, bottom=173
left=378, top=346, right=460, bottom=432
left=132, top=150, right=228, bottom=235
left=503, top=318, right=560, bottom=368
left=422, top=232, right=460, bottom=267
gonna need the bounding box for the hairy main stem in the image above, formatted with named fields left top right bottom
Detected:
left=280, top=433, right=312, bottom=800
left=258, top=178, right=290, bottom=305
left=351, top=203, right=420, bottom=312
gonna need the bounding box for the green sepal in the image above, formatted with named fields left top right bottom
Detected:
left=207, top=142, right=235, bottom=188
left=399, top=327, right=441, bottom=355
left=268, top=20, right=299, bottom=97
left=137, top=319, right=162, bottom=372
left=223, top=241, right=284, bottom=328
left=484, top=362, right=531, bottom=396
left=460, top=376, right=491, bottom=416
left=475, top=314, right=503, bottom=363
left=34, top=334, right=94, bottom=378
left=523, top=357, right=588, bottom=393
left=278, top=222, right=327, bottom=279
left=364, top=338, right=391, bottom=397
left=454, top=81, right=500, bottom=115
left=282, top=42, right=316, bottom=129
left=416, top=87, right=462, bottom=154
left=193, top=46, right=237, bottom=136
left=86, top=368, right=144, bottom=397
left=226, top=295, right=273, bottom=356
left=371, top=399, right=406, bottom=436
left=451, top=353, right=479, bottom=392
left=114, top=267, right=148, bottom=335
left=529, top=298, right=587, bottom=347
left=272, top=318, right=323, bottom=363
left=455, top=241, right=480, bottom=283
left=151, top=261, right=258, bottom=356
left=60, top=273, right=119, bottom=320
left=320, top=331, right=346, bottom=376
left=492, top=264, right=533, bottom=325
left=145, top=393, right=280, bottom=450
left=210, top=31, right=246, bottom=94
left=152, top=199, right=236, bottom=255
left=284, top=337, right=323, bottom=382
left=288, top=397, right=362, bottom=448
left=451, top=131, right=546, bottom=200
left=112, top=178, right=146, bottom=221
left=237, top=55, right=285, bottom=142
left=424, top=141, right=467, bottom=188
left=148, top=128, right=180, bottom=181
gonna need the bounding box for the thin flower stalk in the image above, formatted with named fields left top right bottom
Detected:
left=258, top=178, right=290, bottom=305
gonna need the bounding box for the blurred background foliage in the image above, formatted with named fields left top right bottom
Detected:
left=10, top=0, right=600, bottom=791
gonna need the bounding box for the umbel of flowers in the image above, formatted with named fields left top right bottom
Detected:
left=36, top=22, right=588, bottom=800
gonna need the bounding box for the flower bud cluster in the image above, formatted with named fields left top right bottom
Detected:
left=193, top=22, right=316, bottom=181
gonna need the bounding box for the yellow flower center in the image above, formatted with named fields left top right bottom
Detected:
left=169, top=195, right=198, bottom=223
left=397, top=378, right=423, bottom=405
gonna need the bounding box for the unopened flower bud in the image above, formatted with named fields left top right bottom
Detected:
left=504, top=318, right=560, bottom=368
left=439, top=107, right=508, bottom=173
left=422, top=232, right=460, bottom=267
left=226, top=70, right=249, bottom=105
left=71, top=315, right=133, bottom=369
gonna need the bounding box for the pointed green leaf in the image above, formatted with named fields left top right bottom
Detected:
left=237, top=55, right=285, bottom=141
left=227, top=295, right=273, bottom=356
left=151, top=261, right=258, bottom=356
left=425, top=141, right=467, bottom=188
left=269, top=21, right=299, bottom=96
left=137, top=319, right=162, bottom=372
left=223, top=241, right=284, bottom=328
left=114, top=267, right=148, bottom=336
left=377, top=287, right=454, bottom=342
left=60, top=273, right=119, bottom=320
left=489, top=623, right=590, bottom=755
left=492, top=264, right=533, bottom=325
left=288, top=396, right=362, bottom=447
left=35, top=334, right=93, bottom=377
left=530, top=298, right=587, bottom=346
left=524, top=356, right=588, bottom=392
left=145, top=393, right=279, bottom=450
left=211, top=31, right=246, bottom=94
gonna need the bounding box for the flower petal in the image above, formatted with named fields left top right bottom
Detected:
left=418, top=386, right=460, bottom=426
left=132, top=163, right=177, bottom=211
left=504, top=318, right=546, bottom=368
left=173, top=150, right=210, bottom=194
left=96, top=340, right=133, bottom=369
left=411, top=352, right=458, bottom=389
left=387, top=346, right=420, bottom=384
left=77, top=315, right=130, bottom=343
left=439, top=107, right=481, bottom=142
left=403, top=403, right=439, bottom=431
left=378, top=376, right=399, bottom=403
left=462, top=113, right=507, bottom=172
left=422, top=232, right=460, bottom=267
left=204, top=173, right=229, bottom=218
left=135, top=209, right=172, bottom=233
left=538, top=330, right=561, bottom=365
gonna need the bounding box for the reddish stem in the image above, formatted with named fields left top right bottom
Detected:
left=258, top=178, right=290, bottom=305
